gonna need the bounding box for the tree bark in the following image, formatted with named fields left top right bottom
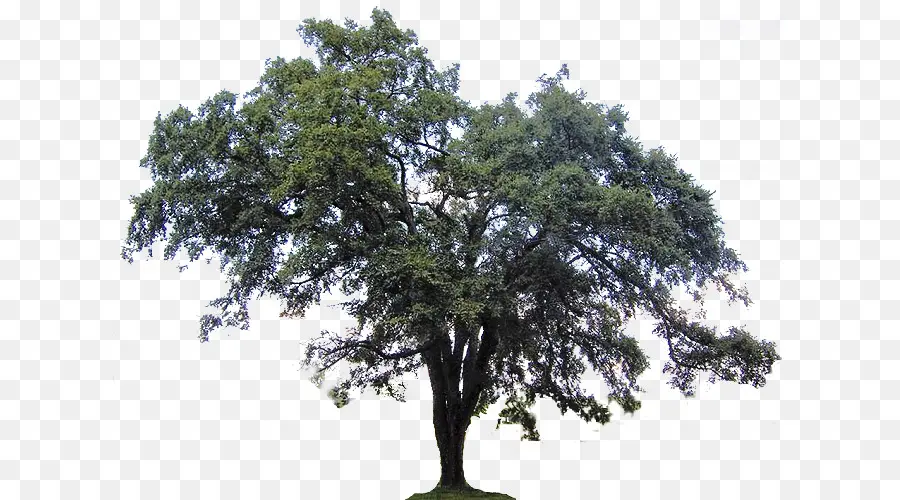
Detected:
left=422, top=314, right=502, bottom=490
left=434, top=410, right=470, bottom=488
left=424, top=340, right=474, bottom=490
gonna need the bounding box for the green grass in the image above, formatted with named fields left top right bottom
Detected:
left=405, top=486, right=517, bottom=500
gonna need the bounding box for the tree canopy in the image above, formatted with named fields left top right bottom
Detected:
left=122, top=8, right=780, bottom=491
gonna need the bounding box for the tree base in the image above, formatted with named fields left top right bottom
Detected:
left=405, top=485, right=517, bottom=499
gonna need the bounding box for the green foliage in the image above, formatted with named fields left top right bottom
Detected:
left=327, top=384, right=351, bottom=408
left=495, top=394, right=540, bottom=441
left=123, top=8, right=780, bottom=457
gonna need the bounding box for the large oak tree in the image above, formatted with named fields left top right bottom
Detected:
left=122, top=9, right=780, bottom=495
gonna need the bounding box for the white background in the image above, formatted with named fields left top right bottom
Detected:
left=2, top=0, right=897, bottom=499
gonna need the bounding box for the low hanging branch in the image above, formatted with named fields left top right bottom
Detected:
left=307, top=323, right=443, bottom=371
left=567, top=237, right=777, bottom=392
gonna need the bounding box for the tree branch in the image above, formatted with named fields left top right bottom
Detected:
left=438, top=333, right=461, bottom=415
left=450, top=320, right=471, bottom=370
left=287, top=264, right=338, bottom=287
left=417, top=141, right=450, bottom=156
left=460, top=312, right=500, bottom=417
left=484, top=210, right=515, bottom=225
left=394, top=155, right=417, bottom=235
left=317, top=336, right=440, bottom=372
left=400, top=134, right=451, bottom=156
left=567, top=237, right=728, bottom=376
left=385, top=150, right=405, bottom=166
left=436, top=192, right=451, bottom=215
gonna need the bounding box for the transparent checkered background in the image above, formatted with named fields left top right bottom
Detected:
left=1, top=0, right=896, bottom=498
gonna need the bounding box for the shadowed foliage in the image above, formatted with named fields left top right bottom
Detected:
left=122, top=8, right=780, bottom=494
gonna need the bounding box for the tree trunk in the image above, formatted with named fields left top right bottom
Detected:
left=422, top=317, right=499, bottom=491
left=434, top=413, right=470, bottom=489
left=424, top=343, right=474, bottom=490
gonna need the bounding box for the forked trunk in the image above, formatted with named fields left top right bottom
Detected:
left=424, top=344, right=475, bottom=490
left=423, top=317, right=498, bottom=491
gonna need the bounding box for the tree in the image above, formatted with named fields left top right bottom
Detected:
left=122, top=8, right=780, bottom=496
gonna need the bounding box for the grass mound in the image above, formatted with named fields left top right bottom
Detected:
left=405, top=486, right=516, bottom=500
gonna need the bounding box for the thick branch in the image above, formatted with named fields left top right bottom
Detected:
left=435, top=192, right=451, bottom=216
left=450, top=320, right=472, bottom=370
left=385, top=150, right=405, bottom=166
left=438, top=334, right=461, bottom=416
left=422, top=339, right=457, bottom=442
left=460, top=313, right=500, bottom=417
left=396, top=159, right=417, bottom=235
